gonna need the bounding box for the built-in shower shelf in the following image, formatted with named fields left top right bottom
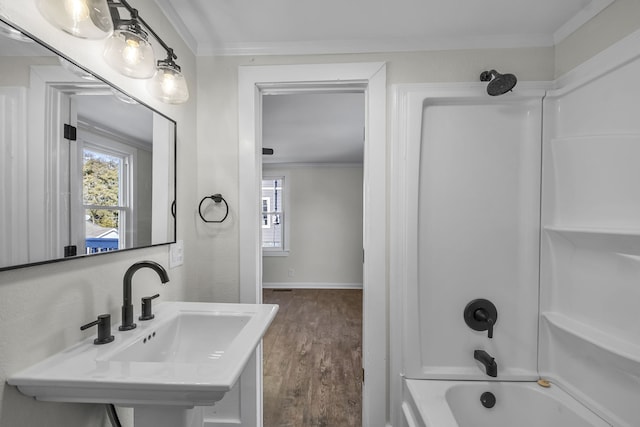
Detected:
left=544, top=226, right=640, bottom=255
left=542, top=312, right=640, bottom=365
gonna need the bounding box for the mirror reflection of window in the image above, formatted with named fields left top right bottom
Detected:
left=72, top=122, right=145, bottom=256
left=82, top=147, right=128, bottom=253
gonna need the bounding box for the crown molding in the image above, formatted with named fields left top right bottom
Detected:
left=196, top=33, right=554, bottom=57
left=153, top=0, right=199, bottom=55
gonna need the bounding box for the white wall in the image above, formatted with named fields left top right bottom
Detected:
left=262, top=165, right=363, bottom=287
left=0, top=1, right=198, bottom=426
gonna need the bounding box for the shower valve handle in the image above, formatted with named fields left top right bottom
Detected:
left=464, top=299, right=498, bottom=339
left=474, top=309, right=494, bottom=338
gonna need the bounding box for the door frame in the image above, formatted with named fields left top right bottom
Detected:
left=238, top=62, right=387, bottom=426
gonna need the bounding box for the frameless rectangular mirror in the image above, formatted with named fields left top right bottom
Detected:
left=0, top=19, right=176, bottom=271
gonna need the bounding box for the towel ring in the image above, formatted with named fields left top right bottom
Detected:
left=198, top=194, right=229, bottom=223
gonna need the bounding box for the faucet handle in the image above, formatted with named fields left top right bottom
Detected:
left=81, top=314, right=115, bottom=345
left=139, top=294, right=160, bottom=321
left=474, top=309, right=495, bottom=339
left=464, top=299, right=498, bottom=339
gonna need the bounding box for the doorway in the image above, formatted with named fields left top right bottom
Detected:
left=260, top=90, right=365, bottom=425
left=238, top=62, right=386, bottom=426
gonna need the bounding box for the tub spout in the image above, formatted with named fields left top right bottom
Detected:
left=474, top=349, right=497, bottom=377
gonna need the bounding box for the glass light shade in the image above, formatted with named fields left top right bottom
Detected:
left=103, top=28, right=156, bottom=79
left=148, top=63, right=189, bottom=104
left=37, top=0, right=113, bottom=39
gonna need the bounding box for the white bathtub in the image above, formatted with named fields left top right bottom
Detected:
left=402, top=380, right=611, bottom=427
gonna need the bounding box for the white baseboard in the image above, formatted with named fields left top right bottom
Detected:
left=262, top=282, right=363, bottom=290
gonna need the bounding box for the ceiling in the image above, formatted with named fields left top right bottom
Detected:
left=153, top=0, right=613, bottom=56
left=76, top=95, right=153, bottom=145
left=262, top=92, right=365, bottom=165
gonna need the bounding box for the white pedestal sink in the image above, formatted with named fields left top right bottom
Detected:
left=8, top=302, right=278, bottom=427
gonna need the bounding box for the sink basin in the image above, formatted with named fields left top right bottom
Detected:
left=107, top=312, right=252, bottom=364
left=8, top=302, right=278, bottom=407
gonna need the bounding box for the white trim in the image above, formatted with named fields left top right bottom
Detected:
left=361, top=63, right=387, bottom=427
left=263, top=282, right=363, bottom=290
left=77, top=118, right=152, bottom=152
left=263, top=162, right=364, bottom=169
left=262, top=251, right=289, bottom=257
left=199, top=33, right=553, bottom=57
left=239, top=62, right=387, bottom=427
left=151, top=0, right=199, bottom=55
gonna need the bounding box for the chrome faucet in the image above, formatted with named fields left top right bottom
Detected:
left=474, top=349, right=498, bottom=377
left=119, top=261, right=169, bottom=331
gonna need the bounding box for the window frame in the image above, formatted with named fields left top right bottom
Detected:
left=261, top=171, right=290, bottom=256
left=73, top=127, right=137, bottom=253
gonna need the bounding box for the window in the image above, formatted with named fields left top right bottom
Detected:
left=82, top=147, right=128, bottom=252
left=73, top=129, right=137, bottom=255
left=261, top=174, right=288, bottom=255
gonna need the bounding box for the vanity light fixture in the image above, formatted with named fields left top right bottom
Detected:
left=37, top=0, right=114, bottom=39
left=103, top=7, right=155, bottom=78
left=107, top=0, right=189, bottom=102
left=147, top=49, right=189, bottom=104
left=37, top=0, right=189, bottom=104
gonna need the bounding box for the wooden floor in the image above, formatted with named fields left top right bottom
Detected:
left=262, top=289, right=363, bottom=427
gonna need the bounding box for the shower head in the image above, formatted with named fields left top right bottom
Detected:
left=480, top=69, right=517, bottom=96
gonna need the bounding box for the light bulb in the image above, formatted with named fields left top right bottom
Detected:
left=122, top=38, right=143, bottom=66
left=103, top=28, right=156, bottom=79
left=64, top=0, right=90, bottom=25
left=148, top=61, right=189, bottom=104
left=160, top=71, right=177, bottom=95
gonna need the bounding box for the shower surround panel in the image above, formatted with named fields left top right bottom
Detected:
left=400, top=87, right=545, bottom=381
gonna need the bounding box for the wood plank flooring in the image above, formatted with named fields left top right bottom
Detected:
left=262, top=289, right=363, bottom=427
